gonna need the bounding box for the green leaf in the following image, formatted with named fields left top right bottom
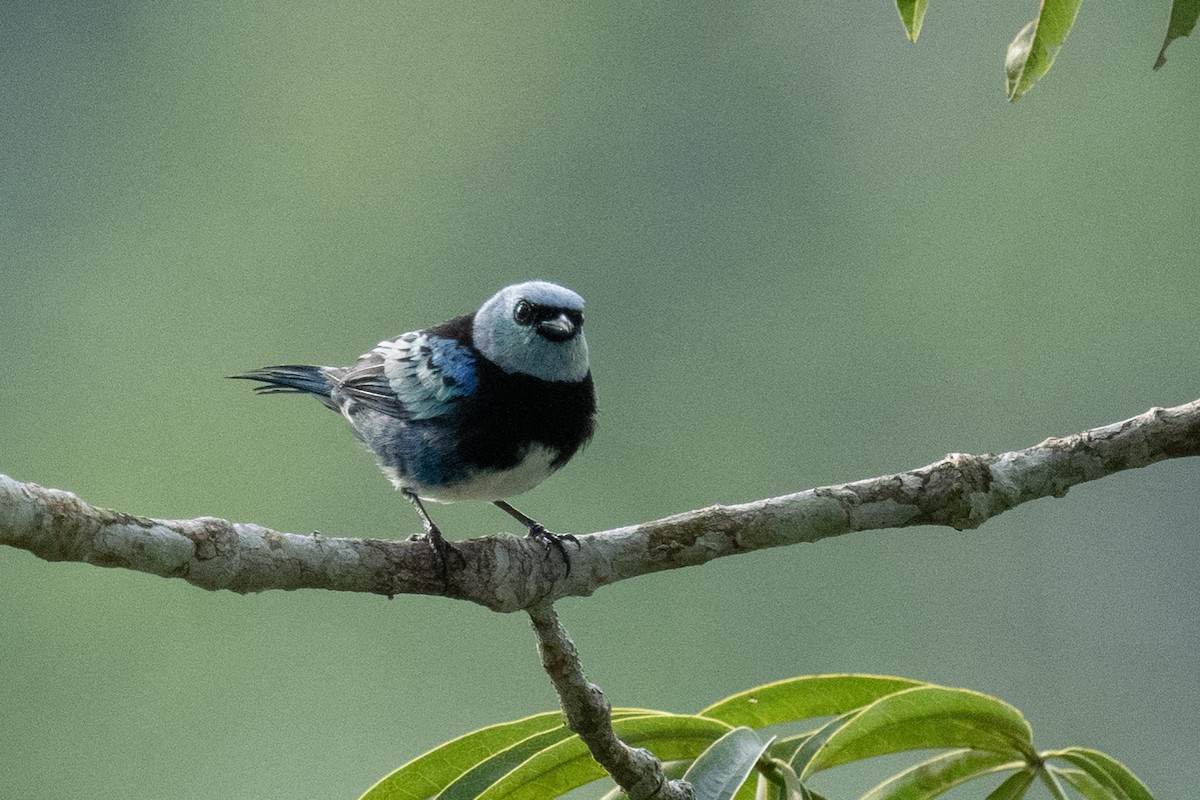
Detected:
left=699, top=674, right=926, bottom=728
left=435, top=713, right=639, bottom=800
left=1004, top=0, right=1084, bottom=102
left=359, top=711, right=570, bottom=800
left=783, top=715, right=856, bottom=775
left=761, top=778, right=787, bottom=800
left=986, top=768, right=1036, bottom=800
left=765, top=727, right=821, bottom=759
left=797, top=686, right=1036, bottom=778
left=597, top=784, right=623, bottom=800
left=860, top=749, right=1026, bottom=800
left=1155, top=0, right=1200, bottom=69
left=1038, top=766, right=1070, bottom=800
left=475, top=714, right=732, bottom=800
left=1054, top=767, right=1116, bottom=800
left=895, top=0, right=929, bottom=42
left=732, top=772, right=760, bottom=800
left=435, top=724, right=577, bottom=800
left=360, top=709, right=661, bottom=800
left=681, top=727, right=773, bottom=800
left=1044, top=747, right=1154, bottom=800
left=760, top=775, right=821, bottom=800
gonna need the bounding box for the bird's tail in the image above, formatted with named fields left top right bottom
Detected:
left=230, top=365, right=334, bottom=399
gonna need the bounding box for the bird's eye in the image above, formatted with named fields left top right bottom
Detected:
left=513, top=300, right=535, bottom=325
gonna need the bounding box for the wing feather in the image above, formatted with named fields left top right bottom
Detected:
left=335, top=331, right=477, bottom=420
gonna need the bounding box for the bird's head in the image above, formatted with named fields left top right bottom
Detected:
left=472, top=281, right=590, bottom=382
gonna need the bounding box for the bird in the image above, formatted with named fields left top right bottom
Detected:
left=232, top=280, right=597, bottom=576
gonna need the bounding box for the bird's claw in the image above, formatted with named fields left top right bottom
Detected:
left=424, top=527, right=465, bottom=585
left=525, top=524, right=579, bottom=576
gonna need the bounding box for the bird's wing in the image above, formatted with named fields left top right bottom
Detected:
left=335, top=331, right=478, bottom=420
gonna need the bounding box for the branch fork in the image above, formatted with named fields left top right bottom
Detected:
left=3, top=397, right=1198, bottom=798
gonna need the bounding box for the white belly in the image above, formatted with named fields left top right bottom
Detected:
left=382, top=445, right=560, bottom=502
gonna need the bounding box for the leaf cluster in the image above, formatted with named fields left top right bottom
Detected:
left=359, top=674, right=1153, bottom=800
left=893, top=0, right=1200, bottom=100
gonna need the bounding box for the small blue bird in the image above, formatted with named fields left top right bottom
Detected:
left=233, top=281, right=597, bottom=572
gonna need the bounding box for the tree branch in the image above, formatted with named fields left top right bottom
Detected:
left=527, top=603, right=692, bottom=800
left=5, top=398, right=1197, bottom=799
left=3, top=398, right=1198, bottom=611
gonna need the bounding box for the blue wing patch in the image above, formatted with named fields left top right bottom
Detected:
left=375, top=332, right=477, bottom=420
left=330, top=330, right=477, bottom=421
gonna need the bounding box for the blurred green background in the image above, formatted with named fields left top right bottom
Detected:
left=2, top=2, right=1198, bottom=798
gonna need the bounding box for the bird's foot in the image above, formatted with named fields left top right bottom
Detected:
left=491, top=501, right=579, bottom=576
left=402, top=490, right=464, bottom=585
left=422, top=526, right=465, bottom=585
left=525, top=524, right=580, bottom=576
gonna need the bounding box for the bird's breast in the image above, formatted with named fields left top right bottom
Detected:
left=389, top=443, right=562, bottom=502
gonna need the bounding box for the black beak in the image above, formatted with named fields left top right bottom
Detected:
left=536, top=313, right=576, bottom=342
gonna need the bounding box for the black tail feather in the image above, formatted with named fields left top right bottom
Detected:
left=229, top=365, right=334, bottom=398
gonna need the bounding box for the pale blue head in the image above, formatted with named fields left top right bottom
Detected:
left=472, top=281, right=590, bottom=382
